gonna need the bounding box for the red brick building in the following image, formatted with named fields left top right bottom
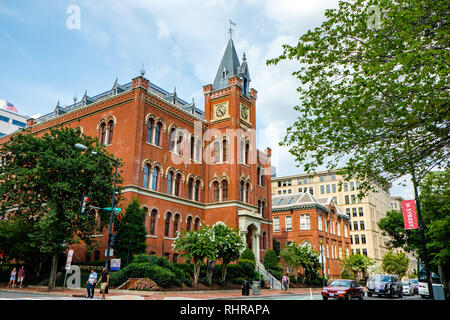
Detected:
left=0, top=38, right=273, bottom=265
left=272, top=192, right=351, bottom=279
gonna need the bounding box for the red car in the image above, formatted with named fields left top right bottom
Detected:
left=321, top=279, right=365, bottom=300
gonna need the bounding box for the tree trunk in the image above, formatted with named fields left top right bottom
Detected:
left=47, top=253, right=58, bottom=291
left=194, top=260, right=201, bottom=289
left=206, top=261, right=213, bottom=285
left=221, top=263, right=228, bottom=283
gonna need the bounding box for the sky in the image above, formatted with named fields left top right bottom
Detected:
left=0, top=0, right=414, bottom=199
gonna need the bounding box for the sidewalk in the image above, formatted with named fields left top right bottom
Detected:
left=0, top=285, right=323, bottom=300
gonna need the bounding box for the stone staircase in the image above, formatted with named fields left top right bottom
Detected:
left=255, top=261, right=282, bottom=290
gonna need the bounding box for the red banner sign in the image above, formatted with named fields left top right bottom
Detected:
left=401, top=200, right=419, bottom=230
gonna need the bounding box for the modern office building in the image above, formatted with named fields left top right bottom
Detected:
left=0, top=108, right=28, bottom=138
left=272, top=171, right=392, bottom=267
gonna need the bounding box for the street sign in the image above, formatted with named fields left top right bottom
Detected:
left=103, top=207, right=122, bottom=213
left=65, top=249, right=74, bottom=270
left=111, top=258, right=121, bottom=271
left=105, top=248, right=114, bottom=257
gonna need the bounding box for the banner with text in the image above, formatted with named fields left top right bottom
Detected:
left=401, top=200, right=419, bottom=230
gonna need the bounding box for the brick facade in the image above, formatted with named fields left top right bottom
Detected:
left=0, top=39, right=273, bottom=265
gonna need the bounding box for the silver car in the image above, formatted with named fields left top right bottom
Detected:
left=402, top=281, right=414, bottom=295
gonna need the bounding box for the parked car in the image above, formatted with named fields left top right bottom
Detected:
left=402, top=281, right=414, bottom=296
left=408, top=278, right=419, bottom=294
left=366, top=275, right=403, bottom=298
left=321, top=279, right=365, bottom=300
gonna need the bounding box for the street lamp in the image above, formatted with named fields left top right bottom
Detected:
left=320, top=239, right=325, bottom=288
left=75, top=143, right=119, bottom=272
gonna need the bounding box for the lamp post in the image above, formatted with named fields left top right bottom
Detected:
left=320, top=239, right=325, bottom=288
left=75, top=143, right=119, bottom=272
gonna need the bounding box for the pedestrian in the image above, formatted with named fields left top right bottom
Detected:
left=99, top=267, right=109, bottom=300
left=8, top=267, right=17, bottom=288
left=86, top=268, right=98, bottom=299
left=282, top=273, right=289, bottom=292
left=17, top=265, right=25, bottom=288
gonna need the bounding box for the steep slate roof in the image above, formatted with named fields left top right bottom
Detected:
left=212, top=38, right=242, bottom=91
left=272, top=192, right=350, bottom=220
left=34, top=78, right=204, bottom=125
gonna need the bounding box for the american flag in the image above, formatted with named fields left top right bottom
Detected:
left=6, top=101, right=18, bottom=113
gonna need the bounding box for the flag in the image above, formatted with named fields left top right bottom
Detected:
left=401, top=200, right=419, bottom=230
left=6, top=101, right=18, bottom=113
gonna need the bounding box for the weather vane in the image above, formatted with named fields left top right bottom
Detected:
left=228, top=19, right=236, bottom=39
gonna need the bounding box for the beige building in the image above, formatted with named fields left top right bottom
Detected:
left=272, top=171, right=392, bottom=270
left=390, top=196, right=418, bottom=278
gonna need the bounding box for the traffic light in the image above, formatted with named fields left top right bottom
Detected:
left=80, top=195, right=92, bottom=215
left=113, top=214, right=120, bottom=232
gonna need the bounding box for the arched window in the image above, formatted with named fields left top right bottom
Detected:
left=196, top=139, right=201, bottom=162
left=222, top=138, right=227, bottom=162
left=261, top=201, right=266, bottom=218
left=257, top=167, right=261, bottom=185
left=213, top=141, right=220, bottom=164
left=257, top=200, right=261, bottom=214
left=173, top=214, right=180, bottom=237
left=167, top=171, right=174, bottom=194
left=169, top=128, right=176, bottom=152
left=262, top=231, right=267, bottom=250
left=152, top=166, right=160, bottom=191
left=245, top=182, right=250, bottom=203
left=147, top=118, right=154, bottom=143
left=222, top=180, right=228, bottom=201
left=240, top=139, right=245, bottom=163
left=213, top=181, right=220, bottom=202
left=165, top=212, right=172, bottom=237
left=187, top=177, right=194, bottom=200
left=186, top=216, right=192, bottom=231
left=194, top=180, right=200, bottom=201
left=194, top=217, right=200, bottom=231
left=149, top=209, right=157, bottom=235
left=175, top=173, right=182, bottom=196
left=107, top=120, right=114, bottom=145
left=190, top=136, right=195, bottom=161
left=154, top=121, right=162, bottom=146
left=240, top=181, right=245, bottom=202
left=245, top=142, right=249, bottom=165
left=99, top=122, right=106, bottom=145
left=177, top=132, right=184, bottom=155
left=143, top=164, right=151, bottom=189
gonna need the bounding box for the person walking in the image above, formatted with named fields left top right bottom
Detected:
left=8, top=267, right=17, bottom=288
left=17, top=266, right=25, bottom=288
left=282, top=273, right=289, bottom=292
left=99, top=267, right=109, bottom=300
left=86, top=268, right=98, bottom=299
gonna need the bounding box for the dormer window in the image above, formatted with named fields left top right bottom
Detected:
left=222, top=67, right=227, bottom=80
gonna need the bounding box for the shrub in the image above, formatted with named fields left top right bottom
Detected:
left=240, top=247, right=255, bottom=262
left=128, top=278, right=160, bottom=291
left=108, top=262, right=177, bottom=288
left=263, top=249, right=278, bottom=270
left=238, top=259, right=256, bottom=278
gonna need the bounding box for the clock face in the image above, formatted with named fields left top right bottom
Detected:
left=240, top=104, right=249, bottom=122
left=213, top=102, right=229, bottom=120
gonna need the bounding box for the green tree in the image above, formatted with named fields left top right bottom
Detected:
left=378, top=170, right=450, bottom=291
left=382, top=250, right=410, bottom=279
left=211, top=223, right=246, bottom=283
left=280, top=242, right=321, bottom=283
left=0, top=127, right=122, bottom=289
left=172, top=225, right=216, bottom=288
left=263, top=249, right=278, bottom=271
left=240, top=247, right=256, bottom=262
left=341, top=254, right=375, bottom=281
left=267, top=0, right=449, bottom=193
left=113, top=198, right=147, bottom=265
